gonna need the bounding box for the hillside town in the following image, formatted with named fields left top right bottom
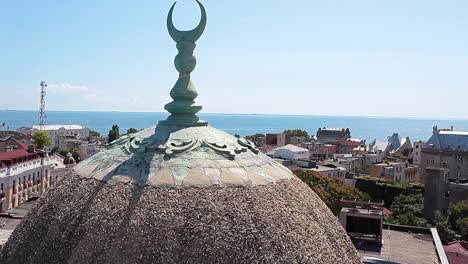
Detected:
left=1, top=121, right=467, bottom=263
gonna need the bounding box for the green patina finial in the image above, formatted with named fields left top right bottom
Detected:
left=159, top=0, right=208, bottom=127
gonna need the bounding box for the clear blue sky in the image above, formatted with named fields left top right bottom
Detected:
left=1, top=0, right=467, bottom=118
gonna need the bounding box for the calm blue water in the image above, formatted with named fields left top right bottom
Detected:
left=1, top=110, right=468, bottom=142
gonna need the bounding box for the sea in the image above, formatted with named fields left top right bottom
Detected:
left=1, top=110, right=468, bottom=142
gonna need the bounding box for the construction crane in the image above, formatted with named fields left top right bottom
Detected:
left=39, top=81, right=47, bottom=129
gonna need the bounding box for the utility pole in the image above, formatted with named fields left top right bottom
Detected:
left=39, top=81, right=47, bottom=129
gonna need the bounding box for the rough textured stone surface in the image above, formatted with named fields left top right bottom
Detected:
left=0, top=173, right=361, bottom=264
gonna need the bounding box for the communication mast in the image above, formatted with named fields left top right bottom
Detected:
left=39, top=81, right=47, bottom=128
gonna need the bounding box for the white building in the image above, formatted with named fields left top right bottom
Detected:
left=273, top=144, right=310, bottom=160
left=308, top=165, right=347, bottom=178
left=17, top=125, right=90, bottom=151
left=0, top=147, right=52, bottom=212
left=363, top=153, right=384, bottom=174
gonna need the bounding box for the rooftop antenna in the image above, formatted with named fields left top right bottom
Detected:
left=39, top=81, right=47, bottom=129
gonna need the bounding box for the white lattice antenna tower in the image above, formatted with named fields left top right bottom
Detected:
left=39, top=81, right=47, bottom=128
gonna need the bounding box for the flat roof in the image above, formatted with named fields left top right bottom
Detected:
left=30, top=125, right=86, bottom=130
left=358, top=229, right=441, bottom=264
left=308, top=165, right=341, bottom=172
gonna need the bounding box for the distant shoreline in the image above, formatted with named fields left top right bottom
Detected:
left=1, top=109, right=467, bottom=121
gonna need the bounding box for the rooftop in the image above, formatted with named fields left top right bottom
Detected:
left=18, top=125, right=87, bottom=131
left=444, top=241, right=468, bottom=264
left=425, top=129, right=468, bottom=152
left=357, top=228, right=443, bottom=264
left=276, top=144, right=309, bottom=152
left=308, top=164, right=343, bottom=172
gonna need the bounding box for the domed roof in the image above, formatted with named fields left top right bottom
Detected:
left=73, top=125, right=292, bottom=187
left=64, top=152, right=76, bottom=165
left=0, top=1, right=360, bottom=263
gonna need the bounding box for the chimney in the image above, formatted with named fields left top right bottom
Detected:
left=451, top=126, right=454, bottom=131
left=27, top=144, right=36, bottom=153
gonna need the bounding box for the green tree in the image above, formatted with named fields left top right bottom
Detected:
left=434, top=210, right=460, bottom=243
left=435, top=200, right=468, bottom=243
left=355, top=176, right=423, bottom=207
left=108, top=124, right=120, bottom=143
left=283, top=129, right=309, bottom=138
left=354, top=163, right=363, bottom=174
left=447, top=200, right=468, bottom=231
left=32, top=131, right=52, bottom=150
left=57, top=148, right=81, bottom=163
left=126, top=128, right=139, bottom=134
left=246, top=133, right=265, bottom=142
left=294, top=169, right=366, bottom=215
left=386, top=194, right=428, bottom=227
left=89, top=130, right=101, bottom=138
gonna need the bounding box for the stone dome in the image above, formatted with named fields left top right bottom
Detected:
left=63, top=152, right=76, bottom=165
left=0, top=2, right=361, bottom=263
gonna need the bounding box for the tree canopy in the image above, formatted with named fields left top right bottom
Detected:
left=355, top=176, right=423, bottom=207
left=294, top=169, right=366, bottom=215
left=245, top=133, right=265, bottom=142
left=386, top=194, right=428, bottom=227
left=283, top=129, right=309, bottom=138
left=32, top=131, right=52, bottom=150
left=126, top=128, right=139, bottom=134
left=108, top=124, right=120, bottom=143
left=89, top=130, right=101, bottom=138
left=435, top=200, right=468, bottom=243
left=58, top=148, right=80, bottom=163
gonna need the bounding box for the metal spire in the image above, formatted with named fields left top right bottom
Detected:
left=159, top=0, right=208, bottom=127
left=39, top=81, right=47, bottom=129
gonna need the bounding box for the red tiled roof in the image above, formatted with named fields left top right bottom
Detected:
left=13, top=138, right=29, bottom=150
left=383, top=207, right=393, bottom=217
left=339, top=139, right=362, bottom=146
left=0, top=149, right=30, bottom=160
left=0, top=149, right=45, bottom=168
left=444, top=241, right=468, bottom=264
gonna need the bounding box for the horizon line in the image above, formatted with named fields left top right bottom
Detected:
left=2, top=108, right=468, bottom=121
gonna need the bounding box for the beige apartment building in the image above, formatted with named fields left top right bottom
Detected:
left=369, top=161, right=419, bottom=184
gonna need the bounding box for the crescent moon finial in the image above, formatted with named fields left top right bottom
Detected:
left=167, top=0, right=207, bottom=43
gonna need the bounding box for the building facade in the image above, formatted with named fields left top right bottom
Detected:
left=337, top=138, right=365, bottom=154
left=0, top=147, right=51, bottom=212
left=17, top=125, right=90, bottom=151
left=421, top=126, right=468, bottom=220
left=413, top=141, right=424, bottom=165
left=316, top=127, right=351, bottom=144
left=420, top=127, right=468, bottom=184
left=369, top=161, right=419, bottom=183
left=273, top=144, right=310, bottom=160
